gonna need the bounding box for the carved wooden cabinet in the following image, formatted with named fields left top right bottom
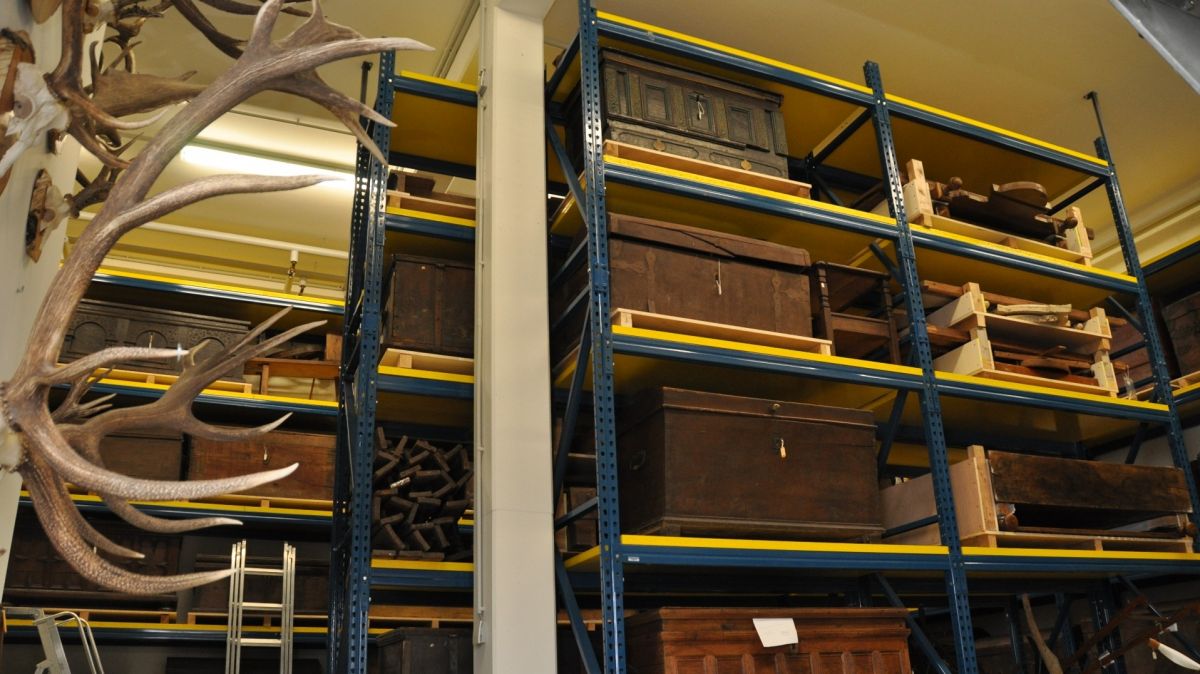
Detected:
left=626, top=608, right=912, bottom=674
left=62, top=298, right=250, bottom=378
left=567, top=49, right=790, bottom=177
left=187, top=430, right=336, bottom=501
left=619, top=387, right=882, bottom=541
left=383, top=254, right=474, bottom=357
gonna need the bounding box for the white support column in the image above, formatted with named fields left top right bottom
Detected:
left=472, top=1, right=557, bottom=673
left=0, top=5, right=91, bottom=598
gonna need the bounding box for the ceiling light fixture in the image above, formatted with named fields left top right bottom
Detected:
left=180, top=144, right=355, bottom=188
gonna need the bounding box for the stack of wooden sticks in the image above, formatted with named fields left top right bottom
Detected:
left=372, top=430, right=473, bottom=561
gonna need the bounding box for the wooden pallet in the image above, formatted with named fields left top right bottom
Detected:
left=877, top=158, right=1092, bottom=266
left=379, top=348, right=474, bottom=375
left=603, top=140, right=812, bottom=198
left=924, top=281, right=1118, bottom=397
left=387, top=190, right=476, bottom=221
left=612, top=308, right=833, bottom=355
left=244, top=357, right=338, bottom=398
left=97, top=367, right=253, bottom=394
left=883, top=446, right=1193, bottom=553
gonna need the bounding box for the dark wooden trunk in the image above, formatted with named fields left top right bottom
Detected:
left=62, top=298, right=250, bottom=379
left=567, top=49, right=790, bottom=178
left=1165, top=290, right=1200, bottom=376
left=553, top=213, right=811, bottom=362
left=98, top=429, right=183, bottom=481
left=618, top=387, right=882, bottom=540
left=383, top=254, right=474, bottom=357
left=373, top=627, right=472, bottom=674
left=187, top=430, right=335, bottom=501
left=1110, top=320, right=1152, bottom=385
left=626, top=608, right=912, bottom=674
left=988, top=450, right=1191, bottom=531
left=191, top=556, right=329, bottom=614
left=6, top=515, right=179, bottom=607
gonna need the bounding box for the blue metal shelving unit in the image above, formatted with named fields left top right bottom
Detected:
left=329, top=8, right=1200, bottom=674
left=330, top=57, right=479, bottom=674
left=542, top=5, right=1200, bottom=674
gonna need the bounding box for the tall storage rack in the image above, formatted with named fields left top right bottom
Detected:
left=331, top=52, right=478, bottom=674
left=544, top=3, right=1200, bottom=674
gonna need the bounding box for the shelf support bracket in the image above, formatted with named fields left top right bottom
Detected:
left=875, top=575, right=953, bottom=674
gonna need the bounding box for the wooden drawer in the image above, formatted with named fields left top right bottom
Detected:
left=883, top=446, right=1192, bottom=551
left=552, top=213, right=811, bottom=362
left=383, top=254, right=474, bottom=357
left=619, top=387, right=882, bottom=540
left=187, top=430, right=335, bottom=501
left=62, top=298, right=250, bottom=379
left=566, top=49, right=789, bottom=178
left=626, top=608, right=911, bottom=674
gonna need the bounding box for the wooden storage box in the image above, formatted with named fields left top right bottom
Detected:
left=62, top=298, right=250, bottom=379
left=552, top=213, right=812, bottom=362
left=383, top=254, right=474, bottom=358
left=373, top=627, right=471, bottom=674
left=188, top=430, right=335, bottom=502
left=98, top=429, right=184, bottom=481
left=1165, top=290, right=1200, bottom=376
left=191, top=556, right=329, bottom=614
left=619, top=387, right=882, bottom=540
left=882, top=446, right=1193, bottom=551
left=567, top=49, right=791, bottom=178
left=626, top=608, right=912, bottom=674
left=6, top=515, right=179, bottom=606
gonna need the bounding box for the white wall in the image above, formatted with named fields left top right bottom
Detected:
left=0, top=4, right=87, bottom=599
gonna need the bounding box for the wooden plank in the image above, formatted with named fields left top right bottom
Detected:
left=612, top=308, right=832, bottom=355
left=975, top=367, right=1116, bottom=397
left=984, top=313, right=1108, bottom=353
left=379, top=348, right=474, bottom=375
left=922, top=280, right=1117, bottom=325
left=987, top=450, right=1191, bottom=514
left=881, top=446, right=992, bottom=546
left=244, top=358, right=339, bottom=380
left=932, top=334, right=993, bottom=376
left=603, top=140, right=812, bottom=198
left=99, top=367, right=252, bottom=394
left=919, top=213, right=1091, bottom=265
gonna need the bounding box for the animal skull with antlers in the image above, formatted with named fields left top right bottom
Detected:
left=0, top=0, right=428, bottom=593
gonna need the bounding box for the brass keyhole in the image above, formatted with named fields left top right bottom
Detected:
left=774, top=436, right=787, bottom=459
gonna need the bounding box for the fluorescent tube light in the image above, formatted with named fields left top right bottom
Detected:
left=181, top=145, right=354, bottom=187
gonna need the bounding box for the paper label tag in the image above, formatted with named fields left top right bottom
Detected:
left=752, top=618, right=798, bottom=648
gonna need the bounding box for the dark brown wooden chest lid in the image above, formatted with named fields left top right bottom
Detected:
left=609, top=213, right=809, bottom=269
left=622, top=386, right=874, bottom=431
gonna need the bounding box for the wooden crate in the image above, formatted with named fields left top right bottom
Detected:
left=626, top=608, right=912, bottom=674
left=383, top=254, right=474, bottom=358
left=923, top=280, right=1119, bottom=397
left=373, top=627, right=472, bottom=674
left=875, top=159, right=1093, bottom=266
left=619, top=387, right=882, bottom=541
left=552, top=212, right=817, bottom=363
left=187, top=430, right=335, bottom=502
left=882, top=446, right=1193, bottom=552
left=191, top=555, right=329, bottom=614
left=567, top=49, right=793, bottom=179
left=1165, top=290, right=1200, bottom=377
left=98, top=429, right=183, bottom=481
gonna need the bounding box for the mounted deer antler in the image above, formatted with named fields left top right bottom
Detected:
left=0, top=0, right=429, bottom=593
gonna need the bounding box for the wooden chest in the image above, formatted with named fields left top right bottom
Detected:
left=187, top=430, right=336, bottom=502
left=883, top=446, right=1193, bottom=550
left=1165, top=291, right=1200, bottom=376
left=552, top=214, right=811, bottom=362
left=373, top=627, right=472, bottom=674
left=626, top=608, right=912, bottom=674
left=62, top=298, right=250, bottom=378
left=6, top=515, right=180, bottom=606
left=619, top=387, right=882, bottom=540
left=383, top=254, right=474, bottom=357
left=98, top=429, right=184, bottom=481
left=567, top=49, right=790, bottom=178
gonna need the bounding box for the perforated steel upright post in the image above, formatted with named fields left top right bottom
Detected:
left=577, top=1, right=626, bottom=671
left=864, top=60, right=979, bottom=674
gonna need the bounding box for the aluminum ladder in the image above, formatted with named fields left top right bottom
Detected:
left=224, top=540, right=296, bottom=674
left=6, top=607, right=105, bottom=674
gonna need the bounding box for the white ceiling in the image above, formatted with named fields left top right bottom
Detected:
left=78, top=0, right=1200, bottom=288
